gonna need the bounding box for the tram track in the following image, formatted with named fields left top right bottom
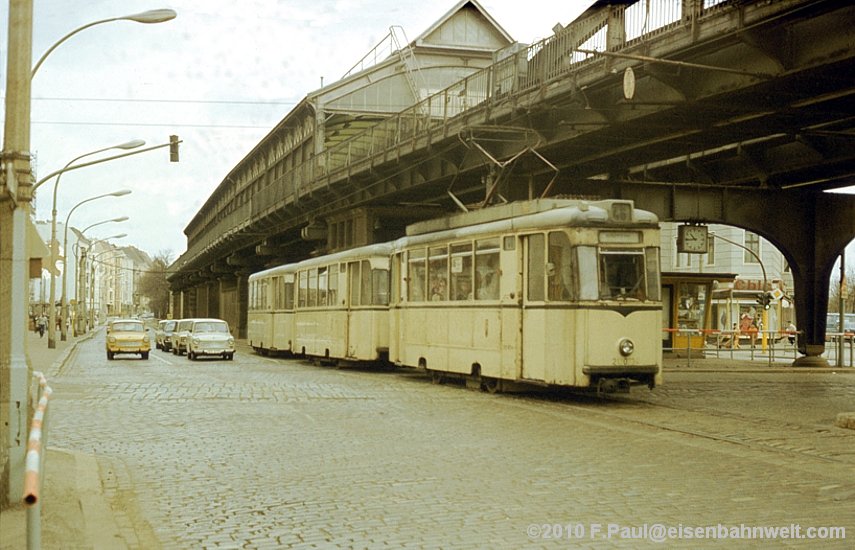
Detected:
left=495, top=388, right=855, bottom=479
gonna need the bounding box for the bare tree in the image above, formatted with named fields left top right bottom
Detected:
left=138, top=250, right=173, bottom=318
left=828, top=264, right=855, bottom=313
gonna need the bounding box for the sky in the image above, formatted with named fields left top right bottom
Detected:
left=1, top=0, right=853, bottom=270
left=0, top=0, right=595, bottom=261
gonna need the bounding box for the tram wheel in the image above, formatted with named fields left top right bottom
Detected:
left=430, top=371, right=445, bottom=385
left=481, top=377, right=500, bottom=394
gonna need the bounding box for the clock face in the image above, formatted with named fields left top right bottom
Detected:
left=678, top=225, right=708, bottom=253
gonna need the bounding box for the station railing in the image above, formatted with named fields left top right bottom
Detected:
left=662, top=329, right=855, bottom=368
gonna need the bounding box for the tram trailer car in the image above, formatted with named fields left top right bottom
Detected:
left=249, top=245, right=393, bottom=362
left=248, top=199, right=662, bottom=393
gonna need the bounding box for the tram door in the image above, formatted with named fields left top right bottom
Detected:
left=345, top=260, right=363, bottom=358
left=520, top=234, right=547, bottom=381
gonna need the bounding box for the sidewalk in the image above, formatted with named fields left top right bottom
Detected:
left=0, top=328, right=128, bottom=550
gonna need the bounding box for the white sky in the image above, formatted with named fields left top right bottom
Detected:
left=1, top=0, right=593, bottom=259
left=2, top=0, right=853, bottom=269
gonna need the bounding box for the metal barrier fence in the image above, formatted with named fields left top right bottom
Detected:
left=23, top=371, right=52, bottom=550
left=663, top=329, right=855, bottom=368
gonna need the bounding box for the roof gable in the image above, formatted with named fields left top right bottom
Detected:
left=415, top=0, right=514, bottom=52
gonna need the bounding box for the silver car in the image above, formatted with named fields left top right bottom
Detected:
left=186, top=318, right=235, bottom=361
left=155, top=319, right=177, bottom=351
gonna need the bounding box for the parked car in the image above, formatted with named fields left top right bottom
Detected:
left=155, top=319, right=177, bottom=351
left=171, top=318, right=199, bottom=356
left=105, top=318, right=150, bottom=360
left=186, top=318, right=235, bottom=361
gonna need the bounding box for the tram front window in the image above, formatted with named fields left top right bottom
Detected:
left=599, top=251, right=646, bottom=300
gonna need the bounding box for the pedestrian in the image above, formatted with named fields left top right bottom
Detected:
left=731, top=322, right=740, bottom=349
left=37, top=314, right=47, bottom=338
left=786, top=321, right=797, bottom=345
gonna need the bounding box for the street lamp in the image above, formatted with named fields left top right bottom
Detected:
left=45, top=141, right=142, bottom=347
left=73, top=217, right=129, bottom=335
left=1, top=0, right=176, bottom=506
left=56, top=189, right=131, bottom=347
left=31, top=9, right=177, bottom=77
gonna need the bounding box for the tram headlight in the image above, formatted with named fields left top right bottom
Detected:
left=619, top=338, right=635, bottom=357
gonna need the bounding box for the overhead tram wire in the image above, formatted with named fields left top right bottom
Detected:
left=31, top=120, right=274, bottom=129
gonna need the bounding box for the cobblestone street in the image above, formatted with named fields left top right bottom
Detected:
left=42, top=331, right=854, bottom=549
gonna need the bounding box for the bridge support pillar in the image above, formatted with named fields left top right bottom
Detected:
left=622, top=184, right=855, bottom=367
left=236, top=273, right=248, bottom=339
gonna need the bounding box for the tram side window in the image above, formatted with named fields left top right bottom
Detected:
left=600, top=251, right=646, bottom=300
left=318, top=266, right=329, bottom=306
left=372, top=266, right=390, bottom=305
left=475, top=238, right=500, bottom=300
left=273, top=276, right=282, bottom=309
left=349, top=261, right=361, bottom=306
left=576, top=246, right=599, bottom=301
left=645, top=248, right=661, bottom=301
left=260, top=279, right=269, bottom=310
left=307, top=269, right=318, bottom=307
left=360, top=260, right=372, bottom=305
left=408, top=249, right=426, bottom=302
left=298, top=271, right=308, bottom=308
left=284, top=280, right=295, bottom=310
left=249, top=281, right=256, bottom=310
left=548, top=232, right=573, bottom=301
left=527, top=234, right=545, bottom=301
left=328, top=264, right=339, bottom=306
left=429, top=246, right=448, bottom=301
left=450, top=243, right=473, bottom=300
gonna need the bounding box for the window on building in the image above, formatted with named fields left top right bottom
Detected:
left=705, top=234, right=716, bottom=266
left=744, top=232, right=760, bottom=263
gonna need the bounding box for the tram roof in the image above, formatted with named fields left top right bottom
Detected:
left=400, top=199, right=657, bottom=245
left=249, top=242, right=394, bottom=280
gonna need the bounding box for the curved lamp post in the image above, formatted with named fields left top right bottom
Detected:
left=72, top=217, right=129, bottom=335
left=48, top=189, right=131, bottom=346
left=2, top=3, right=175, bottom=506
left=44, top=140, right=142, bottom=346
left=31, top=9, right=177, bottom=77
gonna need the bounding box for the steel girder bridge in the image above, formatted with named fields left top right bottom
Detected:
left=169, top=0, right=855, bottom=364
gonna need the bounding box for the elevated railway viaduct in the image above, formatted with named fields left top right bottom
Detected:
left=168, top=0, right=855, bottom=365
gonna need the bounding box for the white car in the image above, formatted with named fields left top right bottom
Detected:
left=186, top=318, right=235, bottom=360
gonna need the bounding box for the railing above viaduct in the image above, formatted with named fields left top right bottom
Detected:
left=177, top=0, right=769, bottom=272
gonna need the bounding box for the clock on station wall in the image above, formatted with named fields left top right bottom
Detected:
left=677, top=225, right=709, bottom=254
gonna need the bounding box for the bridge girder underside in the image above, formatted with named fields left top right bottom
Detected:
left=175, top=1, right=854, bottom=362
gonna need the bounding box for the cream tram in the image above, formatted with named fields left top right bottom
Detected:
left=248, top=264, right=297, bottom=354
left=248, top=244, right=393, bottom=361
left=248, top=199, right=662, bottom=392
left=390, top=199, right=662, bottom=392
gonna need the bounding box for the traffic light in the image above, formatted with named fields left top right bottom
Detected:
left=756, top=292, right=772, bottom=310
left=169, top=135, right=180, bottom=162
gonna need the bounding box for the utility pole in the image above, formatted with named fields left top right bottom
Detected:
left=1, top=0, right=34, bottom=506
